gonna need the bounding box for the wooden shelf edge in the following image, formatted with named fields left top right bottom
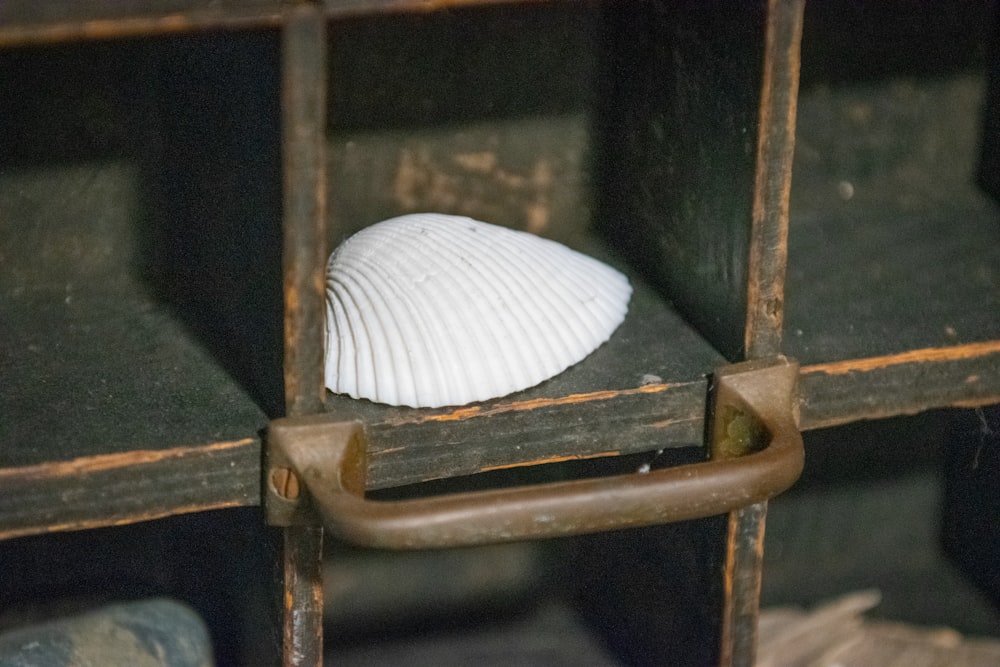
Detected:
left=799, top=341, right=1000, bottom=430
left=0, top=0, right=549, bottom=48
left=359, top=379, right=710, bottom=490
left=0, top=5, right=284, bottom=48
left=0, top=437, right=261, bottom=541
left=10, top=341, right=995, bottom=537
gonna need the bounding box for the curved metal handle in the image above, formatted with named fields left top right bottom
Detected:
left=267, top=357, right=803, bottom=549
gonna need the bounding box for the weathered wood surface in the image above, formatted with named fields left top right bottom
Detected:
left=597, top=0, right=769, bottom=361
left=280, top=7, right=329, bottom=667
left=744, top=0, right=803, bottom=359
left=328, top=278, right=723, bottom=490
left=0, top=288, right=270, bottom=468
left=0, top=35, right=280, bottom=539
left=759, top=591, right=1000, bottom=667
left=800, top=342, right=1000, bottom=430
left=0, top=439, right=261, bottom=541
left=3, top=1, right=999, bottom=552
left=0, top=0, right=283, bottom=46
left=324, top=2, right=598, bottom=249
left=0, top=0, right=554, bottom=47
left=785, top=74, right=999, bottom=365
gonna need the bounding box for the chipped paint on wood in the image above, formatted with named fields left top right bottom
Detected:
left=392, top=142, right=556, bottom=235
left=0, top=438, right=256, bottom=481
left=0, top=499, right=249, bottom=541
left=801, top=340, right=1000, bottom=377
left=479, top=450, right=620, bottom=472
left=386, top=382, right=692, bottom=425
left=799, top=342, right=1000, bottom=429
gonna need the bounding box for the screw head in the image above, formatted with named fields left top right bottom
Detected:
left=270, top=467, right=301, bottom=501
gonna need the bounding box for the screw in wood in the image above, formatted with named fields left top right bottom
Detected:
left=270, top=467, right=301, bottom=501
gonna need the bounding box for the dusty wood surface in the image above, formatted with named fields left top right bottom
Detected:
left=0, top=439, right=261, bottom=541
left=784, top=74, right=1000, bottom=365
left=597, top=1, right=768, bottom=361
left=799, top=342, right=1000, bottom=429
left=0, top=0, right=283, bottom=46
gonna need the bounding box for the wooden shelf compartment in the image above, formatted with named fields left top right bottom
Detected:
left=0, top=285, right=267, bottom=540
left=0, top=32, right=284, bottom=539
left=327, top=271, right=725, bottom=492
left=782, top=3, right=1000, bottom=429
left=302, top=0, right=801, bottom=491
left=0, top=1, right=792, bottom=539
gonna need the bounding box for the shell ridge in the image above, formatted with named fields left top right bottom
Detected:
left=343, top=218, right=507, bottom=406
left=420, top=220, right=527, bottom=396
left=325, top=213, right=632, bottom=408
left=364, top=230, right=478, bottom=407
left=339, top=260, right=416, bottom=406
left=324, top=284, right=358, bottom=400
left=506, top=237, right=600, bottom=354
left=442, top=228, right=550, bottom=389
left=329, top=269, right=387, bottom=403
left=549, top=252, right=629, bottom=342
left=516, top=238, right=631, bottom=345
left=407, top=227, right=515, bottom=401
left=350, top=252, right=447, bottom=407
left=325, top=272, right=372, bottom=402
left=426, top=218, right=544, bottom=393
left=476, top=229, right=579, bottom=377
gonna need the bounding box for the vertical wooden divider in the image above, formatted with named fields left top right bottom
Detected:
left=720, top=1, right=803, bottom=665
left=281, top=4, right=328, bottom=666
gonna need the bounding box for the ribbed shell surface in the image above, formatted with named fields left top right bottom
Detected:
left=324, top=213, right=632, bottom=408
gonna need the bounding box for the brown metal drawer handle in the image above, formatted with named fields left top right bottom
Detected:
left=266, top=356, right=803, bottom=549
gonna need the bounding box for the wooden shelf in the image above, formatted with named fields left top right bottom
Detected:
left=783, top=65, right=1000, bottom=429
left=327, top=266, right=726, bottom=491
left=0, top=0, right=543, bottom=47
left=0, top=284, right=266, bottom=539
left=787, top=202, right=1000, bottom=363
left=0, top=33, right=282, bottom=539
left=0, top=0, right=283, bottom=46
left=791, top=200, right=1000, bottom=429
left=785, top=74, right=1000, bottom=365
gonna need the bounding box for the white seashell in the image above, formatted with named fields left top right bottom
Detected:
left=324, top=213, right=632, bottom=408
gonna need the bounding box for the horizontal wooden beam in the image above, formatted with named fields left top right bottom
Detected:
left=0, top=438, right=261, bottom=541
left=800, top=341, right=1000, bottom=430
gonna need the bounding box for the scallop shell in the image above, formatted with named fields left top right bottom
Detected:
left=324, top=213, right=632, bottom=408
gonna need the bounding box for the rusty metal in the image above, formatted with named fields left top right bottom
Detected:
left=266, top=356, right=802, bottom=550
left=280, top=4, right=328, bottom=667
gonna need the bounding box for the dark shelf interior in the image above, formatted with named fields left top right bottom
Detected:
left=311, top=3, right=741, bottom=489
left=2, top=3, right=1000, bottom=665
left=0, top=32, right=285, bottom=469
left=783, top=1, right=1000, bottom=366
left=0, top=32, right=284, bottom=534
left=0, top=9, right=733, bottom=528
left=784, top=74, right=1000, bottom=366
left=0, top=285, right=267, bottom=468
